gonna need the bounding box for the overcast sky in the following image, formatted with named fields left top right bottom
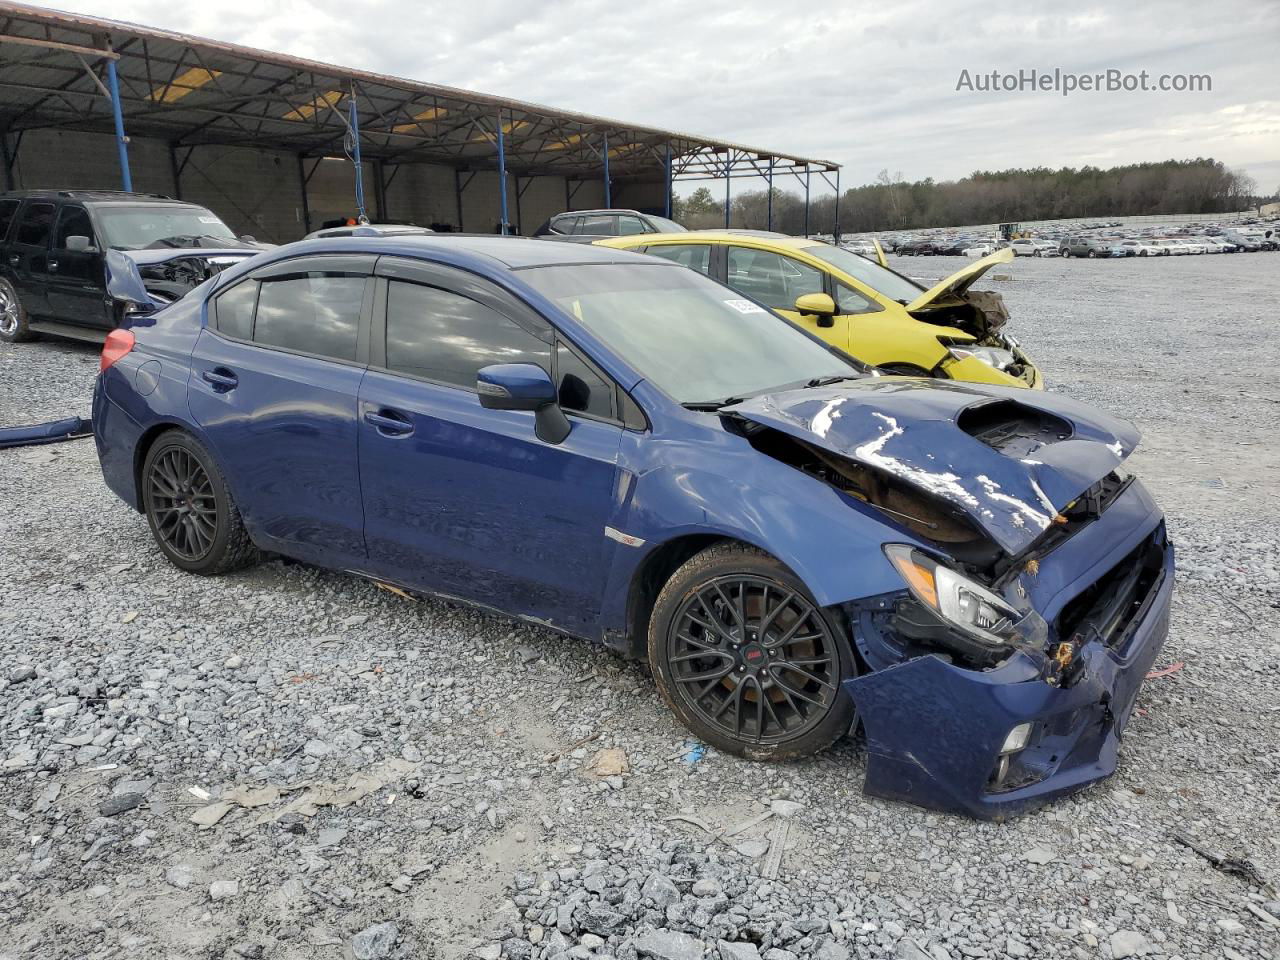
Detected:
left=36, top=0, right=1280, bottom=198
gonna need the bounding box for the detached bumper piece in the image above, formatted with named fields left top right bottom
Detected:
left=847, top=527, right=1173, bottom=821
left=0, top=416, right=93, bottom=450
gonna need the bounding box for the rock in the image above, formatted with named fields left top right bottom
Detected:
left=642, top=872, right=680, bottom=907
left=895, top=941, right=931, bottom=960
left=474, top=947, right=501, bottom=960
left=1109, top=930, right=1149, bottom=959
left=43, top=700, right=79, bottom=720
left=231, top=945, right=264, bottom=959
left=633, top=931, right=704, bottom=960
left=692, top=877, right=722, bottom=898
left=580, top=907, right=626, bottom=936
left=224, top=655, right=244, bottom=669
left=99, top=793, right=144, bottom=817
left=763, top=950, right=798, bottom=960
left=317, top=827, right=348, bottom=847
left=209, top=879, right=239, bottom=901
left=165, top=864, right=194, bottom=889
left=720, top=942, right=762, bottom=960
left=1217, top=917, right=1245, bottom=934
left=769, top=799, right=804, bottom=819
left=303, top=739, right=332, bottom=758
left=351, top=922, right=399, bottom=959
left=1023, top=846, right=1056, bottom=865
left=816, top=943, right=850, bottom=960
left=589, top=747, right=629, bottom=777
left=1004, top=939, right=1028, bottom=958
left=501, top=939, right=532, bottom=960
left=8, top=666, right=36, bottom=684
left=514, top=645, right=541, bottom=664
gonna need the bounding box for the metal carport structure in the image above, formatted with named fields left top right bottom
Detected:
left=0, top=2, right=840, bottom=239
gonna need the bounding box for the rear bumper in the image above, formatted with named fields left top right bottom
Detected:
left=92, top=374, right=145, bottom=511
left=846, top=492, right=1173, bottom=821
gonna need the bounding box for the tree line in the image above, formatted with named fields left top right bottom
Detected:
left=673, top=158, right=1266, bottom=235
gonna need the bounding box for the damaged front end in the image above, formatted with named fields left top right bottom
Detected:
left=725, top=378, right=1174, bottom=819
left=105, top=247, right=261, bottom=318
left=903, top=248, right=1041, bottom=389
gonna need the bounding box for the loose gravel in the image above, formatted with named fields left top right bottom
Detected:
left=1, top=253, right=1278, bottom=960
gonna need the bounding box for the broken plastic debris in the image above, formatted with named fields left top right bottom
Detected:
left=1146, top=661, right=1185, bottom=680
left=253, top=758, right=421, bottom=825
left=187, top=786, right=211, bottom=801
left=589, top=748, right=629, bottom=778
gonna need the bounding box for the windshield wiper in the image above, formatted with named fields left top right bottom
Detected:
left=804, top=375, right=861, bottom=388
left=682, top=397, right=747, bottom=411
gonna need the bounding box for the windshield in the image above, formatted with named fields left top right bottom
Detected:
left=645, top=215, right=688, bottom=233
left=797, top=242, right=923, bottom=303
left=519, top=263, right=856, bottom=405
left=95, top=205, right=237, bottom=250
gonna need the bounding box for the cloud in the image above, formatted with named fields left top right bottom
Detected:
left=32, top=0, right=1280, bottom=193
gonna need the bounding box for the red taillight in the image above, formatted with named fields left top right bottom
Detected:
left=100, top=329, right=136, bottom=372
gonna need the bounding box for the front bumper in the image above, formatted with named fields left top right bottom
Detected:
left=846, top=487, right=1173, bottom=820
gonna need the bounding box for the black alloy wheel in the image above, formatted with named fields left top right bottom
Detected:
left=668, top=576, right=839, bottom=745
left=141, top=431, right=257, bottom=575
left=648, top=543, right=855, bottom=759
left=146, top=445, right=218, bottom=562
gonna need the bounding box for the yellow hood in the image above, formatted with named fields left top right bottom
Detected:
left=904, top=247, right=1014, bottom=312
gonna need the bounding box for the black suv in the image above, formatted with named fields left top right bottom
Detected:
left=532, top=208, right=687, bottom=243
left=0, top=190, right=264, bottom=343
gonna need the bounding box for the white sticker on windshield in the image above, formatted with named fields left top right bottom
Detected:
left=198, top=216, right=221, bottom=224
left=724, top=299, right=766, bottom=315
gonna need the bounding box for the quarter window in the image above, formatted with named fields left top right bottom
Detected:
left=385, top=280, right=550, bottom=388
left=254, top=273, right=365, bottom=361
left=725, top=247, right=824, bottom=311
left=835, top=281, right=878, bottom=315
left=556, top=341, right=614, bottom=419
left=213, top=281, right=258, bottom=341
left=645, top=244, right=711, bottom=276
left=15, top=202, right=55, bottom=247
left=616, top=215, right=647, bottom=235
left=53, top=206, right=95, bottom=249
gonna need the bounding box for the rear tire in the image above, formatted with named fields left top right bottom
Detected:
left=141, top=431, right=258, bottom=575
left=0, top=278, right=35, bottom=343
left=647, top=542, right=855, bottom=760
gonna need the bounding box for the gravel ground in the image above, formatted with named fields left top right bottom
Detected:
left=2, top=253, right=1278, bottom=960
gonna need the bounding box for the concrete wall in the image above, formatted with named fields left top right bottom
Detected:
left=5, top=128, right=668, bottom=241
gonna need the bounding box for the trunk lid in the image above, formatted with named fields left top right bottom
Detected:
left=727, top=378, right=1138, bottom=555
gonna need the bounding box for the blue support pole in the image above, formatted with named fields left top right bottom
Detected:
left=496, top=113, right=509, bottom=234
left=105, top=59, right=132, bottom=193
left=664, top=144, right=672, bottom=219
left=767, top=156, right=774, bottom=231
left=602, top=134, right=611, bottom=208
left=347, top=93, right=368, bottom=223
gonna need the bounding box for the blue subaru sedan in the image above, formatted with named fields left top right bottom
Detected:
left=93, top=236, right=1173, bottom=819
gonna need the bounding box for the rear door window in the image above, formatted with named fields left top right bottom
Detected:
left=15, top=202, right=55, bottom=247
left=645, top=244, right=711, bottom=275
left=616, top=215, right=647, bottom=235
left=577, top=215, right=616, bottom=236
left=253, top=272, right=366, bottom=361
left=0, top=199, right=19, bottom=242
left=385, top=279, right=550, bottom=388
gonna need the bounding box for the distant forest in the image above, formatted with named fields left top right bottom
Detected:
left=673, top=158, right=1266, bottom=235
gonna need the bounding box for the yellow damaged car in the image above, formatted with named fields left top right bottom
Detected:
left=595, top=231, right=1041, bottom=389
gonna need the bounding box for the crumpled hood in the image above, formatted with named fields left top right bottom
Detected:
left=105, top=248, right=263, bottom=307
left=727, top=378, right=1139, bottom=555
left=905, top=247, right=1013, bottom=312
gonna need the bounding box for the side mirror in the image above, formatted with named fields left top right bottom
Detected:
left=65, top=235, right=98, bottom=253
left=476, top=363, right=569, bottom=444
left=239, top=235, right=257, bottom=244
left=794, top=292, right=837, bottom=328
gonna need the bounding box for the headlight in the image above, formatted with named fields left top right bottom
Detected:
left=948, top=345, right=1016, bottom=371
left=884, top=544, right=1020, bottom=649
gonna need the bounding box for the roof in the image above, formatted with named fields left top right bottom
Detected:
left=264, top=234, right=666, bottom=271
left=0, top=2, right=839, bottom=182
left=0, top=188, right=190, bottom=203
left=598, top=231, right=825, bottom=250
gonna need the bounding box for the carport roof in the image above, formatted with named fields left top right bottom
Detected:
left=0, top=2, right=839, bottom=182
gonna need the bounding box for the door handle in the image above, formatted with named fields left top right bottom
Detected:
left=48, top=260, right=59, bottom=272
left=201, top=368, right=239, bottom=391
left=364, top=409, right=414, bottom=436
left=7, top=254, right=17, bottom=265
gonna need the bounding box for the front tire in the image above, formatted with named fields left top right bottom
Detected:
left=142, top=431, right=258, bottom=575
left=648, top=542, right=855, bottom=760
left=0, top=278, right=35, bottom=343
